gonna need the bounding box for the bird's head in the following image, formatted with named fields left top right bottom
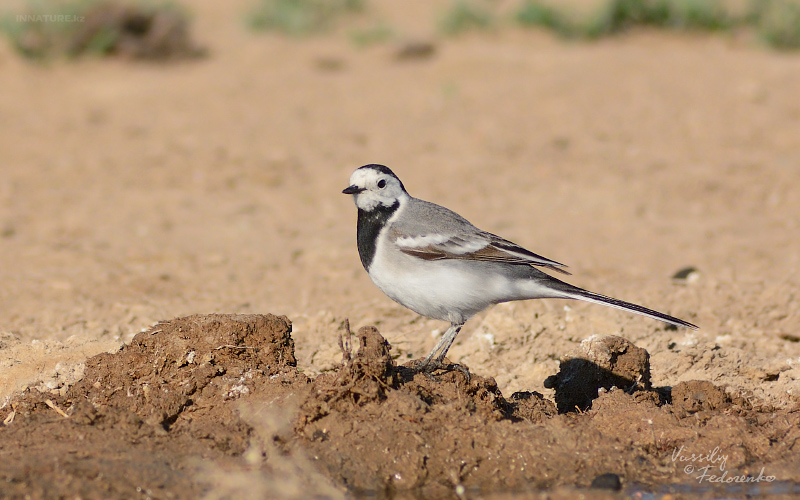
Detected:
left=342, top=164, right=408, bottom=211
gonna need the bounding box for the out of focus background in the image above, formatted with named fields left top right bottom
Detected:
left=1, top=0, right=799, bottom=405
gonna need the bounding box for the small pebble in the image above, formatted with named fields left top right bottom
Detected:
left=590, top=472, right=622, bottom=491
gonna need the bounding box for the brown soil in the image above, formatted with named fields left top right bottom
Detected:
left=1, top=314, right=309, bottom=499
left=2, top=0, right=800, bottom=498
left=2, top=314, right=798, bottom=499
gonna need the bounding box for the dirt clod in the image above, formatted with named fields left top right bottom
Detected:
left=66, top=313, right=299, bottom=439
left=544, top=335, right=651, bottom=412
left=0, top=314, right=308, bottom=500
left=508, top=390, right=558, bottom=423
left=670, top=379, right=730, bottom=414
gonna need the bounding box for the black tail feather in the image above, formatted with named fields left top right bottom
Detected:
left=556, top=286, right=698, bottom=329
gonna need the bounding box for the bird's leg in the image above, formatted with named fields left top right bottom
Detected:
left=435, top=323, right=470, bottom=380
left=418, top=323, right=466, bottom=376
left=434, top=323, right=462, bottom=364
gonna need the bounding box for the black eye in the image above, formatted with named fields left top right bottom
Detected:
left=377, top=179, right=386, bottom=189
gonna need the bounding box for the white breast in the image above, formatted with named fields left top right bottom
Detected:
left=367, top=228, right=517, bottom=323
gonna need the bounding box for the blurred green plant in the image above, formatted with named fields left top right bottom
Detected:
left=608, top=0, right=732, bottom=32
left=515, top=1, right=565, bottom=32
left=751, top=0, right=800, bottom=49
left=248, top=0, right=364, bottom=36
left=1, top=0, right=200, bottom=59
left=513, top=0, right=800, bottom=50
left=516, top=0, right=737, bottom=39
left=439, top=0, right=494, bottom=36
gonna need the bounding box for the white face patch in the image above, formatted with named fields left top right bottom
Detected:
left=347, top=168, right=372, bottom=189
left=347, top=167, right=407, bottom=211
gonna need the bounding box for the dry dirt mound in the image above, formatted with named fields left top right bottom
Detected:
left=0, top=314, right=308, bottom=499
left=1, top=314, right=798, bottom=499
left=293, top=328, right=799, bottom=498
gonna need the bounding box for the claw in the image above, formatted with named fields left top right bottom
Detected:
left=413, top=358, right=471, bottom=383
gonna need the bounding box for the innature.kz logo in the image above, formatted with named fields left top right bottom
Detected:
left=16, top=14, right=85, bottom=23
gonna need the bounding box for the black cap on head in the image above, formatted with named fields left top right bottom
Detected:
left=358, top=164, right=405, bottom=192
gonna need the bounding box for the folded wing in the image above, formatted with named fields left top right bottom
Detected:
left=393, top=230, right=570, bottom=275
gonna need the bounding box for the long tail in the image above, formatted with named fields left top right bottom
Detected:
left=549, top=281, right=698, bottom=329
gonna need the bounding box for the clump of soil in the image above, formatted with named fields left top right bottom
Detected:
left=11, top=1, right=205, bottom=60
left=0, top=314, right=308, bottom=499
left=70, top=313, right=300, bottom=446
left=670, top=379, right=731, bottom=414
left=1, top=314, right=798, bottom=499
left=544, top=335, right=654, bottom=412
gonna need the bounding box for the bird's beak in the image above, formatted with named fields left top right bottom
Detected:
left=342, top=185, right=365, bottom=195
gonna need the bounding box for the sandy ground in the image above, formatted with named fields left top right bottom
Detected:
left=1, top=0, right=800, bottom=497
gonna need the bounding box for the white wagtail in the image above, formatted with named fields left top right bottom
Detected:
left=343, top=164, right=697, bottom=370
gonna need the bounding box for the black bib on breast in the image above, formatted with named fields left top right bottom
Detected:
left=356, top=201, right=399, bottom=271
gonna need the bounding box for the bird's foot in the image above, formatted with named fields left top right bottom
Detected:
left=412, top=358, right=471, bottom=382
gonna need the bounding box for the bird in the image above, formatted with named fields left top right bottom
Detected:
left=342, top=164, right=697, bottom=371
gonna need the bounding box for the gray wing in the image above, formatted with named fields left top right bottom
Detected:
left=391, top=198, right=570, bottom=275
